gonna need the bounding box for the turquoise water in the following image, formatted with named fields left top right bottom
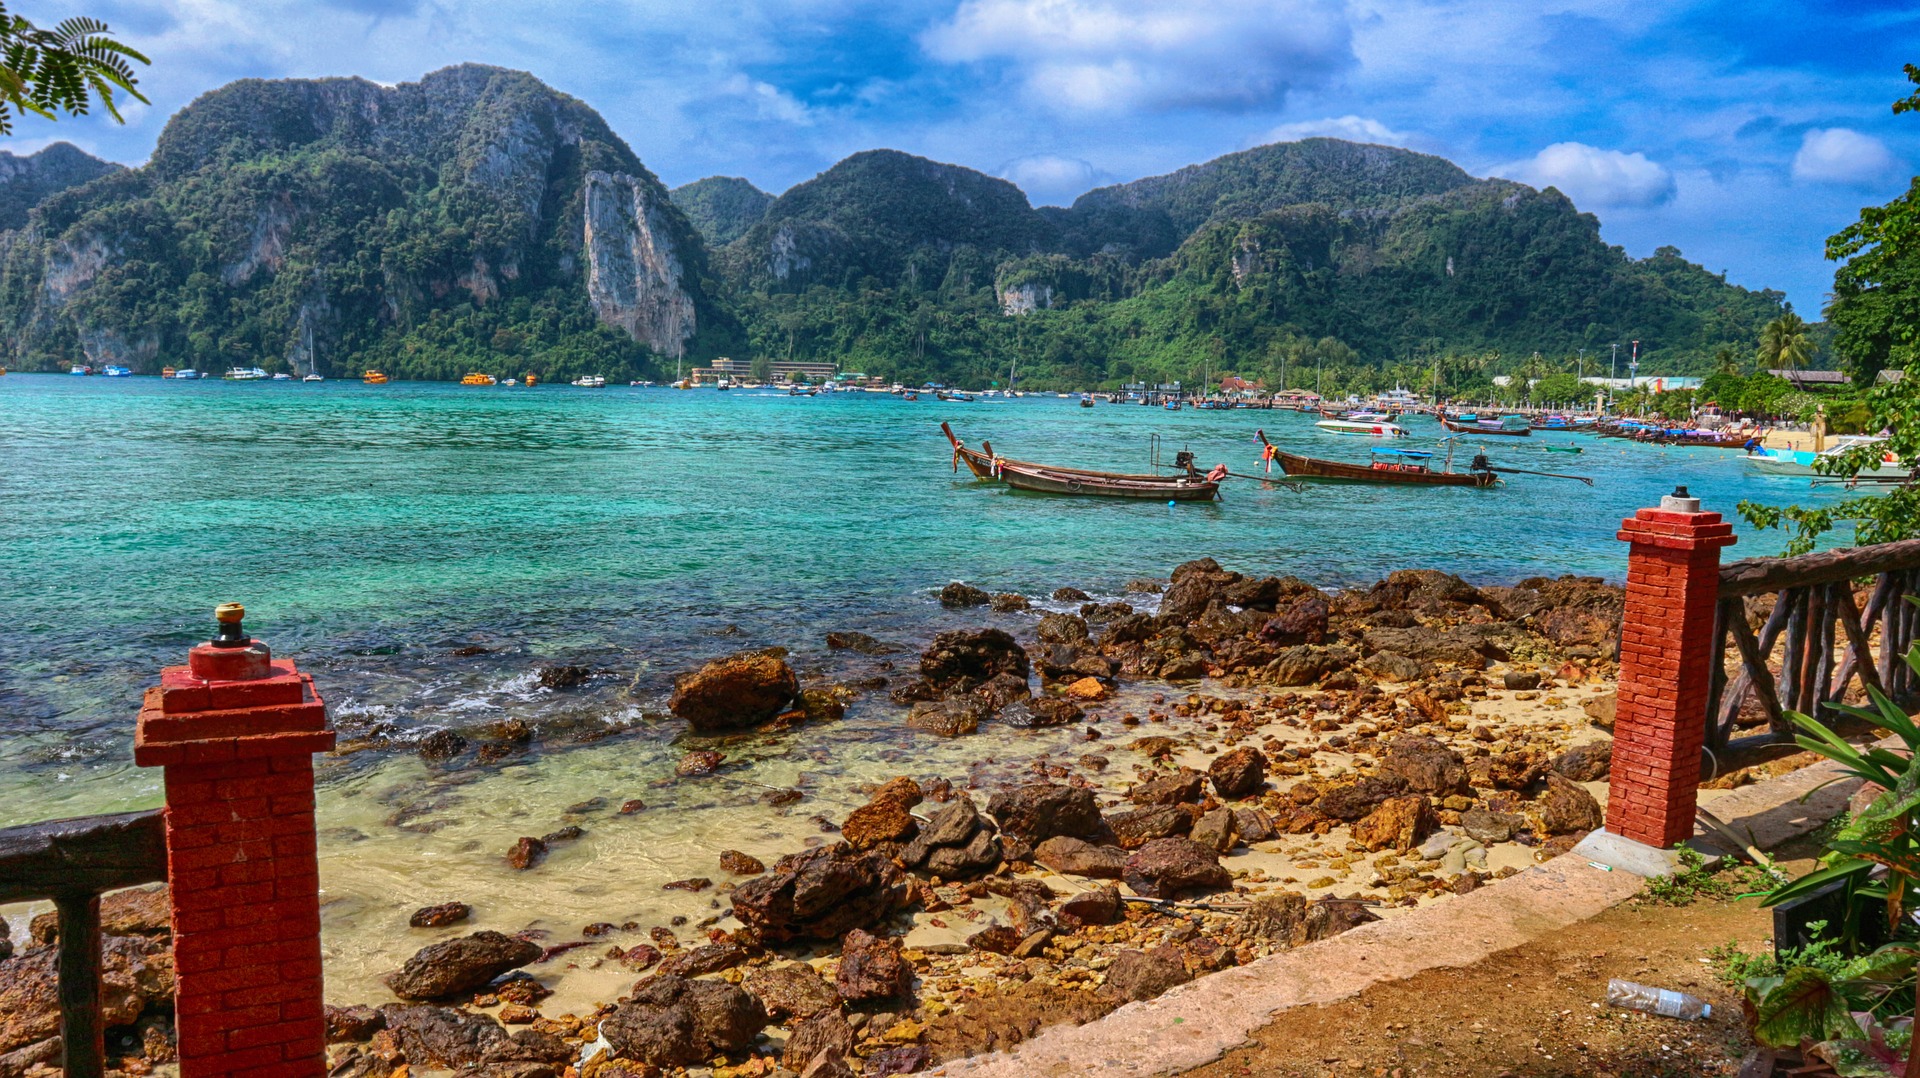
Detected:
left=0, top=373, right=1841, bottom=815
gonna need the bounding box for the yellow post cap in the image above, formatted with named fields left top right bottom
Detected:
left=215, top=603, right=246, bottom=623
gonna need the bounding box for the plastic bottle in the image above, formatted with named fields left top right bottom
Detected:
left=1605, top=978, right=1712, bottom=1020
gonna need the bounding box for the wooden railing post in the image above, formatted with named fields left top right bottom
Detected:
left=55, top=891, right=104, bottom=1078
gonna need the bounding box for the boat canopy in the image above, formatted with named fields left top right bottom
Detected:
left=1372, top=447, right=1434, bottom=458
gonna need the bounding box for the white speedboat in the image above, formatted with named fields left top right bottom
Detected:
left=572, top=375, right=606, bottom=388
left=224, top=367, right=268, bottom=380
left=70, top=364, right=92, bottom=375
left=173, top=369, right=202, bottom=379
left=1316, top=419, right=1409, bottom=438
left=102, top=365, right=132, bottom=377
left=1747, top=436, right=1906, bottom=479
left=303, top=373, right=324, bottom=382
left=272, top=372, right=293, bottom=380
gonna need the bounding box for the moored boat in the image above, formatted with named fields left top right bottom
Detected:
left=995, top=460, right=1222, bottom=500
left=942, top=422, right=1212, bottom=490
left=363, top=370, right=389, bottom=384
left=1439, top=416, right=1530, bottom=438
left=1316, top=419, right=1408, bottom=438
left=224, top=367, right=268, bottom=380
left=173, top=369, right=202, bottom=380
left=572, top=375, right=606, bottom=388
left=1258, top=431, right=1494, bottom=487
left=102, top=365, right=132, bottom=377
left=303, top=373, right=324, bottom=382
left=461, top=372, right=497, bottom=386
left=1746, top=436, right=1906, bottom=479
left=70, top=364, right=92, bottom=376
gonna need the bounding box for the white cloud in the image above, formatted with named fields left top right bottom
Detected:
left=921, top=0, right=1354, bottom=113
left=998, top=153, right=1097, bottom=205
left=1255, top=115, right=1410, bottom=148
left=1494, top=142, right=1676, bottom=209
left=1792, top=127, right=1902, bottom=186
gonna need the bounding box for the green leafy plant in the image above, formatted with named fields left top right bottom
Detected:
left=1644, top=845, right=1764, bottom=906
left=0, top=2, right=148, bottom=134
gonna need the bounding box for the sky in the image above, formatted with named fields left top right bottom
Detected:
left=5, top=0, right=1918, bottom=316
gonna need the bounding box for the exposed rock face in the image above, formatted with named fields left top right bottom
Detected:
left=1033, top=836, right=1128, bottom=879
left=920, top=629, right=1029, bottom=692
left=834, top=929, right=913, bottom=1002
left=1122, top=838, right=1232, bottom=898
left=745, top=963, right=840, bottom=1020
left=601, top=975, right=768, bottom=1066
left=383, top=931, right=541, bottom=1000
left=987, top=783, right=1102, bottom=844
left=1104, top=946, right=1191, bottom=1002
left=730, top=843, right=908, bottom=943
left=1209, top=747, right=1268, bottom=799
left=1352, top=795, right=1437, bottom=852
left=1538, top=774, right=1604, bottom=834
left=669, top=649, right=797, bottom=731
left=1380, top=736, right=1470, bottom=797
left=0, top=936, right=173, bottom=1053
left=0, top=143, right=120, bottom=231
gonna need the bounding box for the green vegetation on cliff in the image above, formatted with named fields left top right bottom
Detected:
left=670, top=176, right=771, bottom=247
left=0, top=142, right=118, bottom=230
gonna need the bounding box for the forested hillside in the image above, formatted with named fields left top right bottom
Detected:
left=0, top=65, right=1788, bottom=390
left=0, top=144, right=120, bottom=231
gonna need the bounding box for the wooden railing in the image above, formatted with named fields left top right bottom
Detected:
left=1707, top=538, right=1920, bottom=748
left=0, top=810, right=166, bottom=1078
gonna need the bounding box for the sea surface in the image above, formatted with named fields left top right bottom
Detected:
left=0, top=373, right=1851, bottom=1002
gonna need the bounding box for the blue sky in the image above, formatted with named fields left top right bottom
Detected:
left=6, top=0, right=1918, bottom=315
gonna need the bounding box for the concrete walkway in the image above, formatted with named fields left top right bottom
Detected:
left=930, top=757, right=1859, bottom=1078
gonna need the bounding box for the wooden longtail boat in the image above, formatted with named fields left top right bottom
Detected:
left=941, top=423, right=1218, bottom=498
left=1256, top=430, right=1495, bottom=488
left=1439, top=417, right=1531, bottom=437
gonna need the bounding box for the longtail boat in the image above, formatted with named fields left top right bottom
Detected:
left=1439, top=416, right=1531, bottom=437
left=941, top=423, right=1219, bottom=498
left=1256, top=430, right=1495, bottom=488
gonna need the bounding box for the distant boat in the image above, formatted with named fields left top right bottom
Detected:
left=460, top=372, right=497, bottom=386
left=1079, top=394, right=1094, bottom=408
left=1316, top=419, right=1408, bottom=438
left=173, top=369, right=202, bottom=380
left=224, top=367, right=268, bottom=380
left=502, top=377, right=518, bottom=386
left=271, top=372, right=292, bottom=380
left=1439, top=416, right=1530, bottom=438
left=102, top=365, right=132, bottom=377
left=363, top=370, right=389, bottom=385
left=303, top=373, right=324, bottom=383
left=1746, top=436, right=1905, bottom=479
left=70, top=364, right=92, bottom=376
left=572, top=375, right=606, bottom=388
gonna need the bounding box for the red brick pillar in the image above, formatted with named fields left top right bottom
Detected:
left=134, top=604, right=334, bottom=1078
left=1607, top=489, right=1736, bottom=849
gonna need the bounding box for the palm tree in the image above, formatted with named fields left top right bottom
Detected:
left=1755, top=311, right=1814, bottom=376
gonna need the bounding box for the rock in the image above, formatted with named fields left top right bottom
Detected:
left=327, top=1004, right=386, bottom=1043
left=1265, top=645, right=1357, bottom=687
left=1058, top=885, right=1123, bottom=927
left=658, top=941, right=753, bottom=978
left=1221, top=575, right=1283, bottom=611
left=1312, top=775, right=1411, bottom=821
left=0, top=936, right=173, bottom=1053
left=1131, top=769, right=1206, bottom=806
left=495, top=977, right=550, bottom=1006
left=835, top=929, right=912, bottom=1002
left=28, top=886, right=171, bottom=946
left=987, top=783, right=1103, bottom=844
left=1037, top=613, right=1091, bottom=646
left=1475, top=750, right=1547, bottom=790
left=1538, top=774, right=1604, bottom=834
left=536, top=665, right=591, bottom=691
left=1238, top=892, right=1307, bottom=946
left=670, top=649, right=798, bottom=731
left=1351, top=796, right=1437, bottom=852
left=1105, top=805, right=1190, bottom=849
left=409, top=902, right=471, bottom=929
left=1122, top=838, right=1232, bottom=899
left=1260, top=597, right=1330, bottom=645
left=972, top=671, right=1032, bottom=712
left=1032, top=836, right=1128, bottom=879
left=1534, top=606, right=1621, bottom=649
left=1583, top=692, right=1618, bottom=729
left=675, top=749, right=725, bottom=776
left=783, top=1010, right=857, bottom=1071
left=825, top=631, right=899, bottom=654
left=868, top=1044, right=932, bottom=1077
left=798, top=687, right=850, bottom=724
left=1551, top=742, right=1612, bottom=782
left=417, top=729, right=469, bottom=761
left=601, top=975, right=768, bottom=1067
left=989, top=592, right=1031, bottom=612
left=375, top=1004, right=501, bottom=1067
left=924, top=828, right=1003, bottom=878
left=918, top=797, right=984, bottom=847
left=1380, top=736, right=1469, bottom=797
left=1233, top=807, right=1277, bottom=843
left=920, top=628, right=1029, bottom=692
left=1189, top=807, right=1238, bottom=852
left=383, top=931, right=542, bottom=1001
left=719, top=850, right=766, bottom=875
left=1208, top=746, right=1268, bottom=799
left=995, top=694, right=1084, bottom=728
left=746, top=963, right=840, bottom=1021
left=1503, top=670, right=1542, bottom=691
left=1460, top=808, right=1522, bottom=845
left=966, top=925, right=1022, bottom=955
left=1303, top=897, right=1381, bottom=942
left=905, top=698, right=986, bottom=738
left=1370, top=570, right=1486, bottom=614
left=1359, top=650, right=1425, bottom=683
left=799, top=1047, right=859, bottom=1078
left=1052, top=586, right=1092, bottom=602
left=1063, top=677, right=1108, bottom=700
left=730, top=843, right=909, bottom=944
left=940, top=582, right=991, bottom=608
left=842, top=800, right=918, bottom=850
left=1104, top=945, right=1191, bottom=1002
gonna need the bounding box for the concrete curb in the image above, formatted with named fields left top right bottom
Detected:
left=929, top=756, right=1862, bottom=1078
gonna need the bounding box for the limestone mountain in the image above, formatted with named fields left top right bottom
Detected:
left=0, top=143, right=121, bottom=232
left=670, top=176, right=772, bottom=247
left=0, top=64, right=733, bottom=378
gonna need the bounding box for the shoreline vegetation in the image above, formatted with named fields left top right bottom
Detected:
left=0, top=556, right=1828, bottom=1078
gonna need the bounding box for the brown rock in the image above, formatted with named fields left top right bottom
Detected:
left=987, top=783, right=1103, bottom=844
left=906, top=698, right=986, bottom=738
left=327, top=1004, right=386, bottom=1043
left=675, top=749, right=726, bottom=777
left=1130, top=768, right=1206, bottom=806
left=842, top=801, right=919, bottom=850
left=920, top=628, right=1030, bottom=693
left=383, top=931, right=542, bottom=1001
left=1538, top=773, right=1604, bottom=834
left=1189, top=807, right=1238, bottom=852
left=1351, top=795, right=1437, bottom=852
left=1379, top=736, right=1469, bottom=796
left=1583, top=692, right=1617, bottom=729
left=1303, top=897, right=1381, bottom=941
left=966, top=925, right=1022, bottom=955
left=1064, top=677, right=1109, bottom=700
left=1237, top=892, right=1307, bottom=946
left=1208, top=747, right=1268, bottom=799
left=1037, top=613, right=1091, bottom=645
left=730, top=843, right=909, bottom=944
left=1550, top=742, right=1612, bottom=782
left=989, top=592, right=1031, bottom=612
left=600, top=975, right=768, bottom=1066
left=1058, top=885, right=1123, bottom=927
left=835, top=929, right=912, bottom=1002
left=1033, top=836, right=1128, bottom=879
left=825, top=631, right=899, bottom=654
left=1232, top=807, right=1277, bottom=843
left=1312, top=775, right=1410, bottom=821
left=783, top=1011, right=857, bottom=1072
left=409, top=902, right=471, bottom=929
left=1105, top=805, right=1190, bottom=849
left=669, top=649, right=798, bottom=731
left=505, top=837, right=547, bottom=871
left=1122, top=837, right=1232, bottom=898
left=657, top=941, right=752, bottom=978
left=745, top=963, right=841, bottom=1021
left=494, top=977, right=550, bottom=1006
left=1260, top=597, right=1329, bottom=645
left=719, top=850, right=766, bottom=875
left=940, top=582, right=991, bottom=608
left=1104, top=945, right=1191, bottom=1002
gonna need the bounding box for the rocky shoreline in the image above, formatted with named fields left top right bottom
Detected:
left=5, top=557, right=1809, bottom=1078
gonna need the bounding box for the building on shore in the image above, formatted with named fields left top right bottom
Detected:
left=688, top=358, right=841, bottom=384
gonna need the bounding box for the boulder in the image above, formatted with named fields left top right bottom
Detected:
left=1170, top=557, right=1224, bottom=581
left=1551, top=742, right=1612, bottom=782
left=1037, top=613, right=1091, bottom=646
left=783, top=1010, right=857, bottom=1072
left=730, top=843, right=909, bottom=944
left=1189, top=807, right=1238, bottom=852
left=1474, top=750, right=1547, bottom=791
left=825, top=631, right=899, bottom=655
left=1122, top=837, right=1232, bottom=898
left=601, top=975, right=768, bottom=1067
left=375, top=1004, right=570, bottom=1071
left=1461, top=808, right=1523, bottom=845
left=1312, top=776, right=1411, bottom=821
left=383, top=931, right=541, bottom=1001
left=835, top=929, right=913, bottom=1002
left=0, top=936, right=173, bottom=1054
left=1058, top=885, right=1124, bottom=926
left=1259, top=597, right=1329, bottom=645
left=1351, top=795, right=1437, bottom=852
left=989, top=592, right=1031, bottom=612
left=536, top=665, right=592, bottom=691
left=1537, top=774, right=1604, bottom=835
left=1131, top=769, right=1206, bottom=806
left=1359, top=650, right=1426, bottom=683
left=1159, top=572, right=1229, bottom=621
left=1208, top=747, right=1268, bottom=799
left=939, top=582, right=990, bottom=608
left=905, top=697, right=987, bottom=737
left=28, top=885, right=171, bottom=946
left=409, top=902, right=471, bottom=929
left=1534, top=606, right=1621, bottom=649
left=657, top=941, right=753, bottom=978
left=1104, top=945, right=1191, bottom=1002
left=745, top=963, right=841, bottom=1021
left=1238, top=892, right=1307, bottom=946
left=1052, top=586, right=1092, bottom=602
left=1032, top=836, right=1128, bottom=879
left=994, top=695, right=1083, bottom=728
left=1221, top=576, right=1284, bottom=611
left=1233, top=807, right=1277, bottom=843
left=1304, top=897, right=1381, bottom=941
left=1583, top=692, right=1617, bottom=729
left=923, top=829, right=1004, bottom=879
left=669, top=650, right=798, bottom=732
left=327, top=1004, right=386, bottom=1043
left=918, top=796, right=983, bottom=846
left=719, top=850, right=766, bottom=875
left=1105, top=805, right=1190, bottom=849
left=1380, top=736, right=1469, bottom=797
left=1503, top=670, right=1542, bottom=691
left=1265, top=646, right=1357, bottom=687
left=920, top=629, right=1029, bottom=693
left=1369, top=570, right=1485, bottom=614
left=842, top=801, right=918, bottom=850
left=987, top=783, right=1103, bottom=844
